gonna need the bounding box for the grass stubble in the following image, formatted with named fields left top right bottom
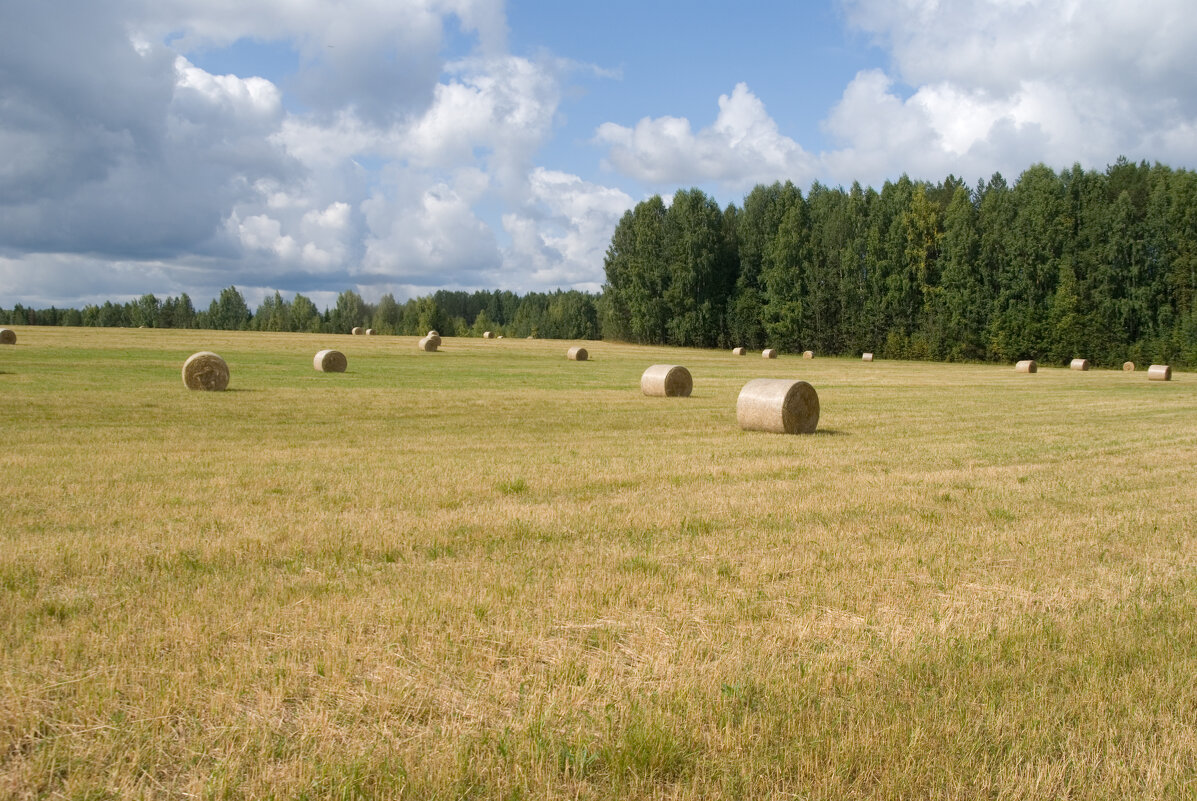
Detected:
left=1, top=327, right=1195, bottom=799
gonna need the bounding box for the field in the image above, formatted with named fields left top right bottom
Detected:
left=2, top=326, right=1196, bottom=800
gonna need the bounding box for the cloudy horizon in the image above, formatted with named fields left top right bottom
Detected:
left=3, top=0, right=1196, bottom=310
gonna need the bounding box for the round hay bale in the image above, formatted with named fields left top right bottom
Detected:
left=483, top=331, right=494, bottom=339
left=762, top=348, right=778, bottom=359
left=418, top=336, right=438, bottom=352
left=862, top=352, right=874, bottom=362
left=567, top=346, right=588, bottom=361
left=1122, top=361, right=1135, bottom=371
left=365, top=328, right=376, bottom=335
left=0, top=328, right=15, bottom=345
left=498, top=335, right=505, bottom=339
left=732, top=347, right=746, bottom=356
left=1015, top=360, right=1037, bottom=373
left=737, top=378, right=819, bottom=435
left=1147, top=364, right=1172, bottom=381
left=182, top=351, right=229, bottom=391
left=803, top=351, right=814, bottom=359
left=1070, top=358, right=1090, bottom=371
left=351, top=326, right=364, bottom=335
left=641, top=364, right=692, bottom=397
left=313, top=349, right=347, bottom=372
left=427, top=330, right=439, bottom=338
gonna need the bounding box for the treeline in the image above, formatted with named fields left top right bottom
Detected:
left=603, top=160, right=1197, bottom=367
left=0, top=288, right=600, bottom=340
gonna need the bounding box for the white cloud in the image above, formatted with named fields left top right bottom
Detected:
left=595, top=83, right=815, bottom=191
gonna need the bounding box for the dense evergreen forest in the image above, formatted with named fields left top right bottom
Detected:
left=4, top=160, right=1195, bottom=367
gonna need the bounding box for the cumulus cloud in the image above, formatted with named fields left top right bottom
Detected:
left=595, top=83, right=815, bottom=191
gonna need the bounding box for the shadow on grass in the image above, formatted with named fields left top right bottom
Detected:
left=814, top=428, right=848, bottom=436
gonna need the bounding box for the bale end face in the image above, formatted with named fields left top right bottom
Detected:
left=351, top=327, right=364, bottom=335
left=0, top=328, right=15, bottom=345
left=1070, top=358, right=1090, bottom=371
left=1015, top=360, right=1038, bottom=373
left=641, top=364, right=693, bottom=397
left=732, top=347, right=746, bottom=356
left=737, top=378, right=819, bottom=434
left=762, top=348, right=778, bottom=359
left=1122, top=361, right=1136, bottom=371
left=182, top=351, right=229, bottom=391
left=803, top=351, right=814, bottom=359
left=365, top=328, right=375, bottom=335
left=314, top=349, right=347, bottom=372
left=862, top=353, right=874, bottom=362
left=483, top=331, right=493, bottom=339
left=418, top=336, right=438, bottom=352
left=1147, top=364, right=1172, bottom=381
left=567, top=346, right=588, bottom=361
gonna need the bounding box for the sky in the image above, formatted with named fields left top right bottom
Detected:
left=3, top=0, right=1197, bottom=311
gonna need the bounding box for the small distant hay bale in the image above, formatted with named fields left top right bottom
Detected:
left=1122, top=361, right=1135, bottom=371
left=737, top=378, right=819, bottom=435
left=351, top=326, right=364, bottom=335
left=498, top=335, right=505, bottom=339
left=182, top=351, right=229, bottom=391
left=862, top=353, right=874, bottom=362
left=732, top=347, right=746, bottom=356
left=313, top=349, right=347, bottom=372
left=1070, top=358, right=1090, bottom=371
left=418, top=336, right=438, bottom=352
left=641, top=364, right=692, bottom=397
left=0, top=328, right=15, bottom=345
left=1147, top=364, right=1172, bottom=381
left=483, top=331, right=494, bottom=339
left=1015, top=360, right=1037, bottom=373
left=366, top=328, right=376, bottom=335
left=427, top=330, right=439, bottom=339
left=803, top=351, right=814, bottom=359
left=762, top=348, right=778, bottom=359
left=567, top=346, right=588, bottom=361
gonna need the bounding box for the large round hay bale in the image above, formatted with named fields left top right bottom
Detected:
left=862, top=353, right=874, bottom=362
left=483, top=331, right=494, bottom=339
left=803, top=351, right=814, bottom=359
left=0, top=328, right=15, bottom=345
left=418, top=336, right=438, bottom=352
left=641, top=364, right=692, bottom=397
left=1147, top=364, right=1172, bottom=381
left=182, top=351, right=229, bottom=391
left=567, top=346, right=588, bottom=361
left=351, top=326, right=364, bottom=335
left=762, top=348, right=778, bottom=359
left=732, top=347, right=746, bottom=356
left=1122, top=361, right=1135, bottom=371
left=1070, top=358, right=1090, bottom=371
left=737, top=378, right=819, bottom=435
left=1015, top=360, right=1037, bottom=373
left=313, top=349, right=347, bottom=372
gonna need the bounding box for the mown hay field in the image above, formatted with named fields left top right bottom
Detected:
left=2, top=326, right=1196, bottom=800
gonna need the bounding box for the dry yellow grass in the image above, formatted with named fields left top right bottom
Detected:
left=1, top=327, right=1195, bottom=799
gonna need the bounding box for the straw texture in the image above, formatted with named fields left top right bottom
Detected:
left=567, top=346, right=588, bottom=361
left=862, top=353, right=874, bottom=362
left=313, top=349, right=347, bottom=372
left=762, top=348, right=778, bottom=359
left=418, top=336, right=438, bottom=352
left=803, top=351, right=814, bottom=359
left=366, top=329, right=375, bottom=335
left=641, top=365, right=693, bottom=397
left=351, top=327, right=364, bottom=335
left=1070, top=358, right=1090, bottom=371
left=736, top=378, right=819, bottom=434
left=483, top=331, right=494, bottom=339
left=182, top=352, right=229, bottom=391
left=1015, top=360, right=1038, bottom=373
left=0, top=328, right=15, bottom=345
left=732, top=347, right=746, bottom=356
left=1123, top=361, right=1136, bottom=371
left=1148, top=364, right=1172, bottom=381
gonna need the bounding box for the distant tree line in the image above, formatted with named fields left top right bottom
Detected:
left=602, top=160, right=1197, bottom=368
left=3, top=160, right=1195, bottom=367
left=0, top=287, right=600, bottom=341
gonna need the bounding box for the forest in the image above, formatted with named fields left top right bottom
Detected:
left=4, top=159, right=1196, bottom=367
